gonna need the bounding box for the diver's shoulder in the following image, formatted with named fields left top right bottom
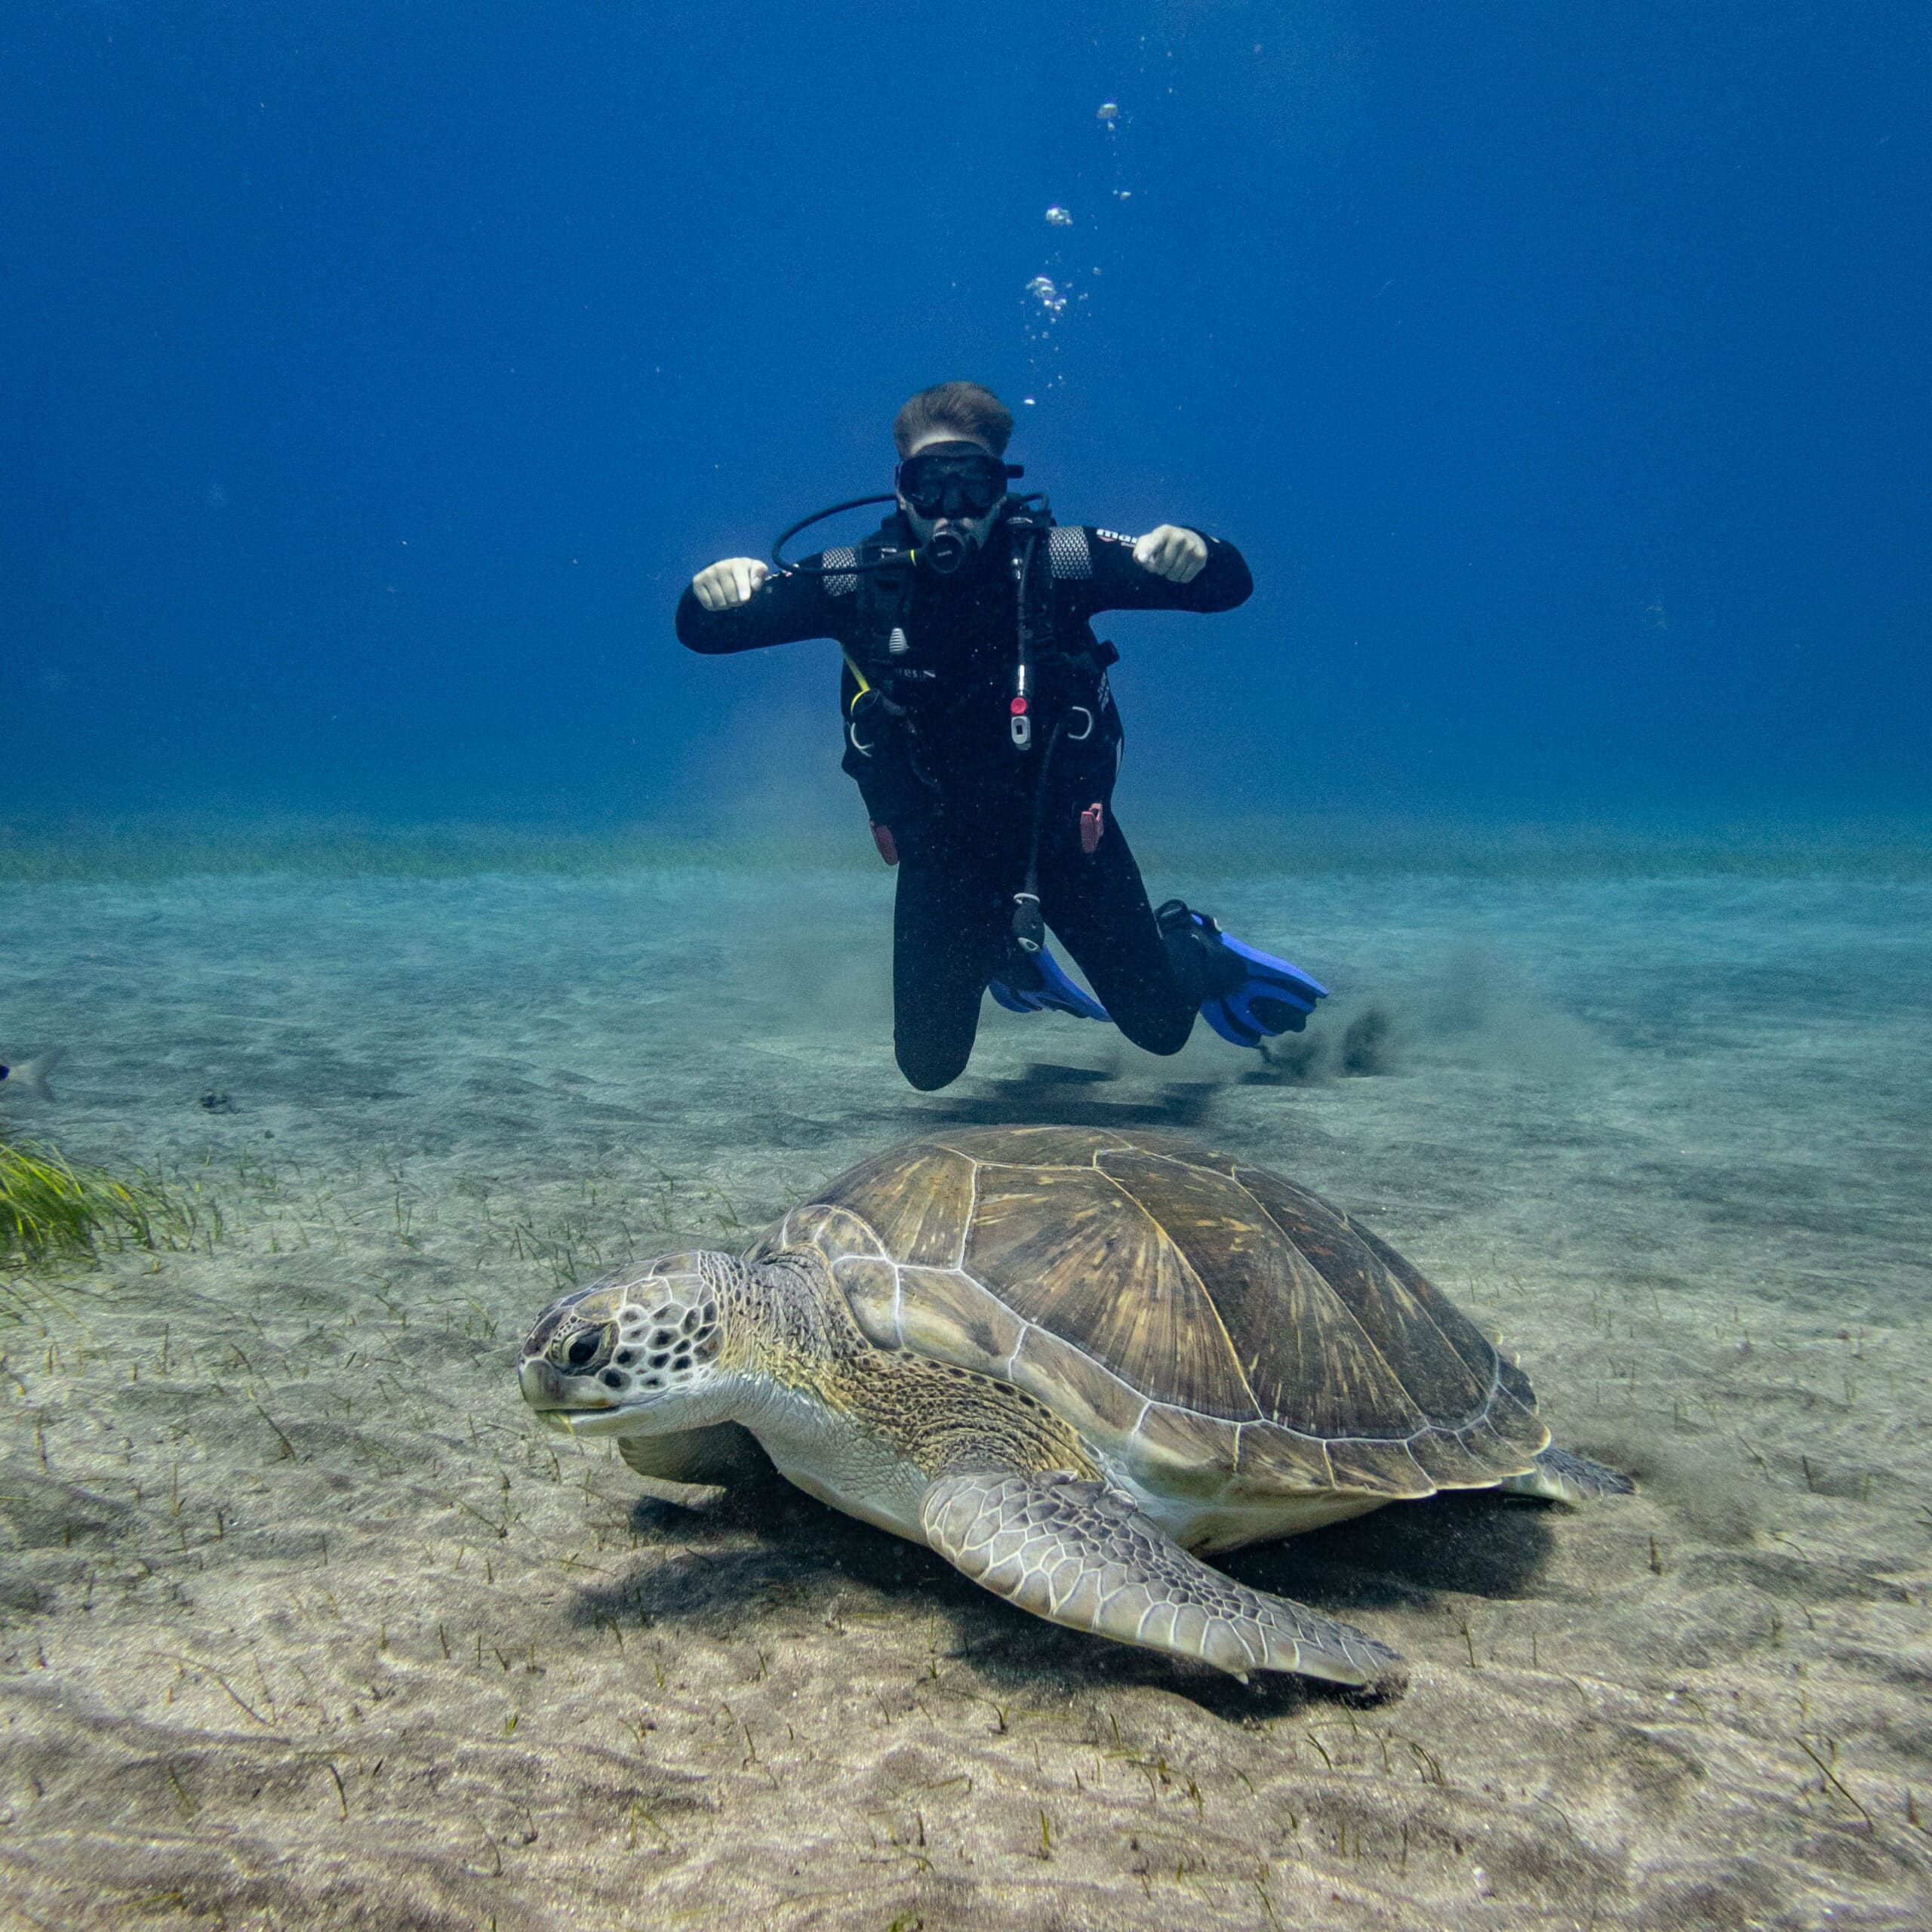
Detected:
left=1041, top=522, right=1130, bottom=582
left=810, top=545, right=864, bottom=595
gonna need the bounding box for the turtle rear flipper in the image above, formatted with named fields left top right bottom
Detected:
left=922, top=1471, right=1401, bottom=1688
left=1501, top=1444, right=1634, bottom=1505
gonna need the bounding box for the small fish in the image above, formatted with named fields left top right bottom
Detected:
left=0, top=1048, right=65, bottom=1101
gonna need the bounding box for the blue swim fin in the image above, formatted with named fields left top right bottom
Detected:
left=1156, top=900, right=1327, bottom=1047
left=987, top=943, right=1111, bottom=1023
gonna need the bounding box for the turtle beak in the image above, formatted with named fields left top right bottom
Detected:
left=518, top=1355, right=626, bottom=1436
left=519, top=1355, right=580, bottom=1415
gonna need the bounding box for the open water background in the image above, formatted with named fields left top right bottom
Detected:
left=2, top=2, right=1928, bottom=839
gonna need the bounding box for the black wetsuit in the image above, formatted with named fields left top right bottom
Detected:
left=676, top=511, right=1253, bottom=1089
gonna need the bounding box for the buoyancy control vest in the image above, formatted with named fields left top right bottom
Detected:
left=837, top=504, right=1123, bottom=841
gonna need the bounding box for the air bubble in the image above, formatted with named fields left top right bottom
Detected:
left=1045, top=205, right=1072, bottom=227
left=1026, top=275, right=1066, bottom=318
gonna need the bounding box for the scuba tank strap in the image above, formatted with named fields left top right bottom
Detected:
left=1011, top=718, right=1064, bottom=953
left=843, top=518, right=915, bottom=755
left=853, top=515, right=915, bottom=685
left=1002, top=500, right=1055, bottom=752
left=841, top=514, right=938, bottom=836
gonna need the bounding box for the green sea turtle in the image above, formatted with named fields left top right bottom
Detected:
left=518, top=1127, right=1629, bottom=1686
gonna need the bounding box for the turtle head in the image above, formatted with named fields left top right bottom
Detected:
left=518, top=1251, right=737, bottom=1438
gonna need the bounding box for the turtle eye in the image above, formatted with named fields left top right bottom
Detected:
left=554, top=1324, right=615, bottom=1376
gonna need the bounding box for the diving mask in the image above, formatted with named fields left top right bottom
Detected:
left=894, top=442, right=1019, bottom=521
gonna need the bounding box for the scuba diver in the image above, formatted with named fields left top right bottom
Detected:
left=676, top=380, right=1326, bottom=1091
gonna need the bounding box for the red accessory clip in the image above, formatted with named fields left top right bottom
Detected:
left=1079, top=802, right=1104, bottom=854
left=871, top=823, right=899, bottom=867
left=1010, top=697, right=1029, bottom=715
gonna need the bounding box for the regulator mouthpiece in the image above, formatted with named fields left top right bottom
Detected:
left=920, top=525, right=978, bottom=575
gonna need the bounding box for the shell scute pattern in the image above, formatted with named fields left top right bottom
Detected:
left=892, top=1263, right=1026, bottom=1367
left=1130, top=1401, right=1241, bottom=1501
left=829, top=1256, right=900, bottom=1347
left=1098, top=1128, right=1247, bottom=1177
left=1330, top=1213, right=1503, bottom=1395
left=1324, top=1438, right=1433, bottom=1499
left=780, top=1128, right=1545, bottom=1496
left=1004, top=1322, right=1147, bottom=1441
left=1217, top=1165, right=1469, bottom=1431
left=964, top=1161, right=1251, bottom=1418
left=929, top=1124, right=1140, bottom=1170
left=1102, top=1148, right=1441, bottom=1434
left=811, top=1142, right=979, bottom=1269
left=1408, top=1428, right=1503, bottom=1489
left=1234, top=1423, right=1336, bottom=1491
left=768, top=1202, right=885, bottom=1270
left=1464, top=1404, right=1547, bottom=1466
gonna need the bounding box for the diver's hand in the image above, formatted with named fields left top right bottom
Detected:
left=691, top=558, right=771, bottom=611
left=1132, top=525, right=1209, bottom=583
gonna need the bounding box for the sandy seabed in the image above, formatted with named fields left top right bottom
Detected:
left=2, top=856, right=1929, bottom=1930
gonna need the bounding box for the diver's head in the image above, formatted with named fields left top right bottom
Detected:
left=893, top=381, right=1017, bottom=575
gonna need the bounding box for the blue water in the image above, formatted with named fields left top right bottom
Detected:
left=2, top=4, right=1927, bottom=833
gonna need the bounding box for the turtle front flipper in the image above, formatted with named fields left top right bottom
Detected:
left=1500, top=1444, right=1635, bottom=1504
left=619, top=1423, right=771, bottom=1509
left=921, top=1471, right=1401, bottom=1688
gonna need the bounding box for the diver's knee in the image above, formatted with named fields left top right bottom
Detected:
left=896, top=1042, right=970, bottom=1091
left=1113, top=1010, right=1194, bottom=1058
left=1138, top=1026, right=1194, bottom=1059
